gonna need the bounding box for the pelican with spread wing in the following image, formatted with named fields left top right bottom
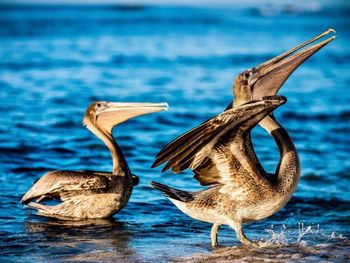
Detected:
left=151, top=29, right=335, bottom=246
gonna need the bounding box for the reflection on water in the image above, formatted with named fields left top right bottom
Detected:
left=25, top=217, right=123, bottom=230
left=0, top=2, right=349, bottom=262
left=25, top=217, right=140, bottom=262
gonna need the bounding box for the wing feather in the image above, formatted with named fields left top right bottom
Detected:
left=153, top=98, right=284, bottom=186
left=21, top=170, right=110, bottom=204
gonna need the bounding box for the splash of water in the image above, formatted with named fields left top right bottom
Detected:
left=261, top=222, right=346, bottom=248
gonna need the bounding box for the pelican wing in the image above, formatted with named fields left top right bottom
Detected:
left=153, top=97, right=285, bottom=186
left=21, top=170, right=110, bottom=204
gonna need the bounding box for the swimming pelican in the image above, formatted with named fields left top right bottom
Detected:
left=21, top=101, right=168, bottom=219
left=151, top=29, right=335, bottom=246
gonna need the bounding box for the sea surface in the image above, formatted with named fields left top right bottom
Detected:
left=0, top=3, right=349, bottom=262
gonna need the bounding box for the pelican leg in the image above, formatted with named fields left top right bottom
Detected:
left=211, top=223, right=221, bottom=247
left=233, top=224, right=254, bottom=246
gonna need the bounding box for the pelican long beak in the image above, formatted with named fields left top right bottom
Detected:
left=99, top=102, right=169, bottom=115
left=96, top=102, right=169, bottom=131
left=249, top=29, right=336, bottom=99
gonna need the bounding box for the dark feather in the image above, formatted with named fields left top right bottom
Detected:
left=150, top=181, right=194, bottom=202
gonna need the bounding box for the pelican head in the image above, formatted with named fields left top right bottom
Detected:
left=233, top=29, right=336, bottom=107
left=83, top=101, right=169, bottom=137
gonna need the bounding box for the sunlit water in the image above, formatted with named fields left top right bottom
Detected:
left=0, top=4, right=349, bottom=262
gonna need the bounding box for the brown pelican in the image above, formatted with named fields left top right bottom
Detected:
left=21, top=101, right=168, bottom=219
left=151, top=29, right=335, bottom=246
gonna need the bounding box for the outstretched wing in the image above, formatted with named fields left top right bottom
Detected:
left=21, top=170, right=110, bottom=204
left=153, top=97, right=285, bottom=186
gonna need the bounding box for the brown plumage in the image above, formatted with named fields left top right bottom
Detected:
left=151, top=97, right=289, bottom=246
left=21, top=101, right=168, bottom=219
left=151, top=29, right=335, bottom=246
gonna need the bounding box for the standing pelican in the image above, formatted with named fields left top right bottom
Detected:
left=21, top=101, right=168, bottom=219
left=151, top=29, right=335, bottom=246
left=151, top=96, right=286, bottom=246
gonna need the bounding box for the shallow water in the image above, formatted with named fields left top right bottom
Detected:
left=0, top=3, right=349, bottom=262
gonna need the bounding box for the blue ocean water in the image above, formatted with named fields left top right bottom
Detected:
left=0, top=3, right=349, bottom=262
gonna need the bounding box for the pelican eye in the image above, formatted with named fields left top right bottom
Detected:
left=96, top=103, right=102, bottom=108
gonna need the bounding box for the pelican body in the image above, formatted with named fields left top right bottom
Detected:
left=21, top=101, right=168, bottom=219
left=151, top=29, right=335, bottom=246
